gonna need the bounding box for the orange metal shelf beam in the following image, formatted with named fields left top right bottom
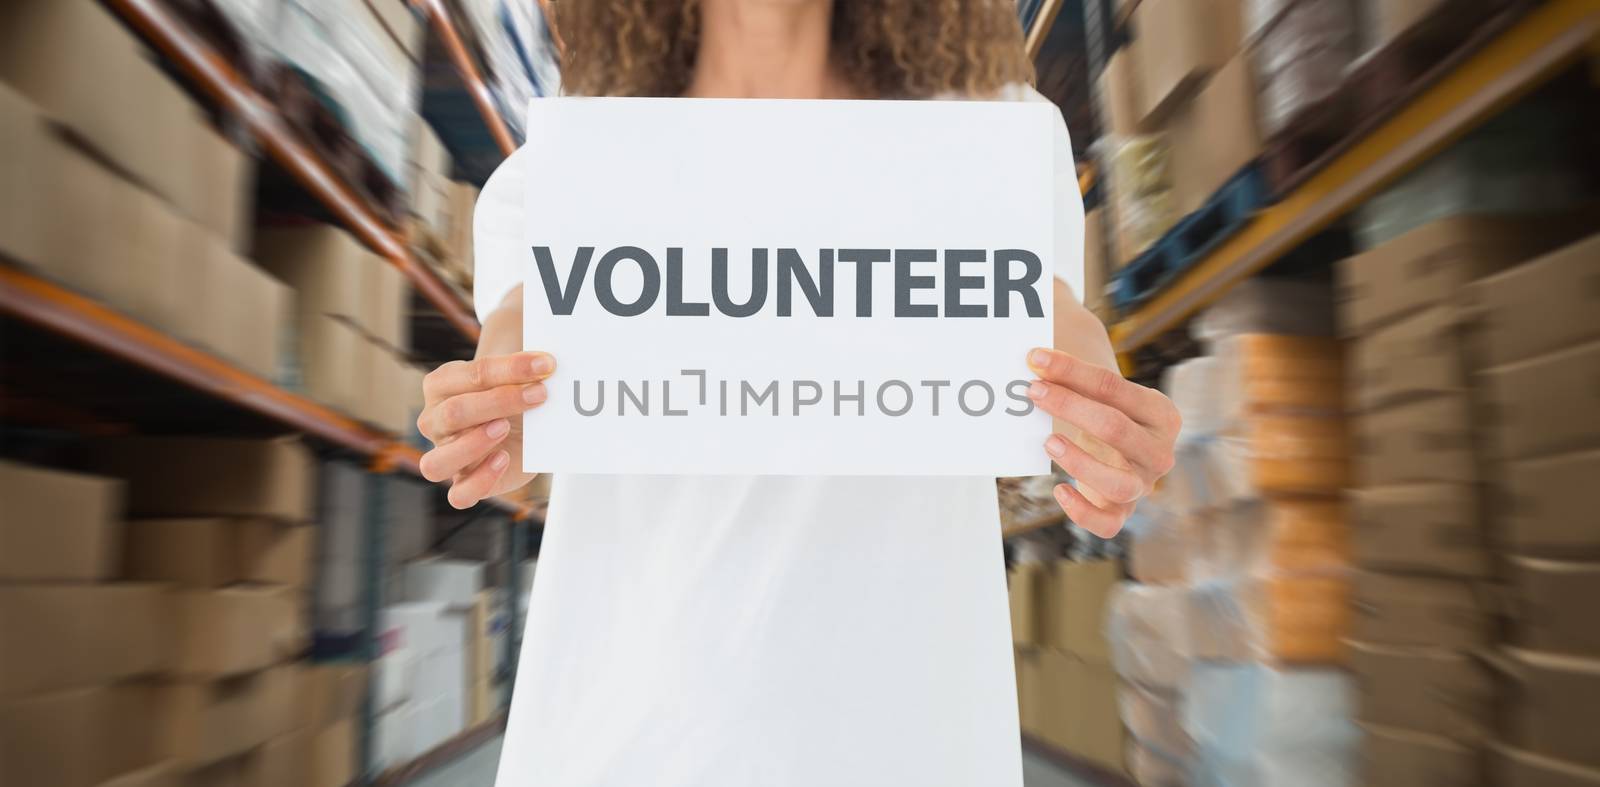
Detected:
left=104, top=0, right=481, bottom=342
left=413, top=0, right=519, bottom=157
left=0, top=266, right=394, bottom=456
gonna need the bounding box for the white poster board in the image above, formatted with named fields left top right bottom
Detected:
left=519, top=97, right=1057, bottom=476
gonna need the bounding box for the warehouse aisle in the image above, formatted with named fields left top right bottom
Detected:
left=415, top=738, right=1098, bottom=787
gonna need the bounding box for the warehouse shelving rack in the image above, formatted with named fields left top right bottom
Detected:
left=0, top=2, right=545, bottom=784
left=1106, top=0, right=1600, bottom=361
left=103, top=0, right=482, bottom=342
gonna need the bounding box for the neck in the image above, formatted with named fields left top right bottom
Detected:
left=685, top=0, right=852, bottom=99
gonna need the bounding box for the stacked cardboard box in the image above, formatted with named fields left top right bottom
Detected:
left=0, top=461, right=179, bottom=787
left=254, top=223, right=415, bottom=435
left=1339, top=218, right=1599, bottom=785
left=1117, top=279, right=1358, bottom=785
left=1012, top=559, right=1126, bottom=774
left=1101, top=0, right=1257, bottom=267
left=372, top=559, right=486, bottom=768
left=85, top=438, right=315, bottom=782
left=0, top=9, right=286, bottom=383
left=1243, top=0, right=1359, bottom=136
left=1470, top=234, right=1600, bottom=783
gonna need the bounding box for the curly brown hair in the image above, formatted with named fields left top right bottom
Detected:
left=553, top=0, right=1035, bottom=99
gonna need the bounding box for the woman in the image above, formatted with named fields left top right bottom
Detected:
left=416, top=2, right=1180, bottom=784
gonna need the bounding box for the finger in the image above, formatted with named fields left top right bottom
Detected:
left=1054, top=483, right=1132, bottom=539
left=1045, top=434, right=1146, bottom=504
left=421, top=382, right=547, bottom=441
left=424, top=352, right=555, bottom=404
left=1027, top=380, right=1165, bottom=471
left=420, top=419, right=510, bottom=483
left=448, top=449, right=511, bottom=509
left=1028, top=348, right=1173, bottom=431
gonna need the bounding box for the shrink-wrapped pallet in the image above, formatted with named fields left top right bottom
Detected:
left=1188, top=572, right=1351, bottom=664
left=1184, top=662, right=1359, bottom=787
left=1107, top=582, right=1194, bottom=690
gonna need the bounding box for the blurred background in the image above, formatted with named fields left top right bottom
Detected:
left=0, top=0, right=1595, bottom=786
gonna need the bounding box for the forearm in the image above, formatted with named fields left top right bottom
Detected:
left=476, top=285, right=525, bottom=360
left=1052, top=279, right=1118, bottom=374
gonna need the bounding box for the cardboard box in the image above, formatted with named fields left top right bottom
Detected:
left=1188, top=573, right=1350, bottom=664
left=1119, top=681, right=1191, bottom=760
left=1367, top=0, right=1449, bottom=47
left=1493, top=742, right=1600, bottom=787
left=299, top=663, right=369, bottom=729
left=1350, top=305, right=1472, bottom=412
left=1468, top=233, right=1600, bottom=368
left=1339, top=214, right=1597, bottom=337
left=1239, top=412, right=1351, bottom=493
left=1355, top=394, right=1477, bottom=486
left=1349, top=640, right=1492, bottom=738
left=1082, top=208, right=1109, bottom=318
left=1214, top=334, right=1344, bottom=415
left=0, top=0, right=152, bottom=191
left=1100, top=46, right=1143, bottom=138
left=39, top=134, right=141, bottom=305
left=1482, top=340, right=1600, bottom=461
left=0, top=460, right=122, bottom=581
left=308, top=718, right=357, bottom=787
left=445, top=181, right=478, bottom=268
left=123, top=191, right=195, bottom=340
left=159, top=666, right=297, bottom=766
left=1350, top=571, right=1492, bottom=649
left=182, top=123, right=253, bottom=252
left=366, top=344, right=414, bottom=435
left=1349, top=484, right=1489, bottom=577
left=1065, top=658, right=1126, bottom=773
left=1008, top=563, right=1044, bottom=646
left=373, top=702, right=420, bottom=771
left=1166, top=54, right=1260, bottom=216
left=0, top=684, right=165, bottom=787
left=467, top=592, right=495, bottom=723
left=1500, top=450, right=1600, bottom=559
left=240, top=730, right=307, bottom=787
left=1024, top=649, right=1073, bottom=749
left=296, top=313, right=365, bottom=414
left=208, top=247, right=292, bottom=382
left=124, top=519, right=312, bottom=588
left=172, top=588, right=304, bottom=677
left=254, top=225, right=369, bottom=324
left=408, top=112, right=449, bottom=176
left=0, top=584, right=173, bottom=697
left=1132, top=0, right=1228, bottom=125
left=365, top=254, right=410, bottom=350
left=88, top=437, right=314, bottom=522
left=403, top=559, right=485, bottom=609
left=99, top=761, right=182, bottom=787
left=1056, top=559, right=1120, bottom=665
left=130, top=59, right=201, bottom=213
left=1496, top=648, right=1600, bottom=769
left=1127, top=741, right=1187, bottom=787
left=1507, top=557, right=1600, bottom=659
left=0, top=83, right=53, bottom=267
left=1359, top=723, right=1479, bottom=787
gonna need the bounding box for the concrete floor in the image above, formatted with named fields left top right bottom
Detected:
left=413, top=736, right=1097, bottom=787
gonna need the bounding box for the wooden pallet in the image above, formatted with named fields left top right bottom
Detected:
left=1261, top=0, right=1533, bottom=196
left=265, top=64, right=409, bottom=229
left=1109, top=164, right=1270, bottom=311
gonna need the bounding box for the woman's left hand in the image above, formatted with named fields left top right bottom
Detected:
left=1025, top=347, right=1181, bottom=538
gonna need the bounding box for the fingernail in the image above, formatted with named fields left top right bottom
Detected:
left=1029, top=348, right=1052, bottom=370
left=1028, top=381, right=1048, bottom=400
left=523, top=384, right=546, bottom=405
left=1045, top=434, right=1067, bottom=458
left=486, top=419, right=510, bottom=439
left=491, top=451, right=509, bottom=470
left=529, top=354, right=553, bottom=376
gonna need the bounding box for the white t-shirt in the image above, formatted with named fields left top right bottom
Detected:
left=480, top=87, right=1084, bottom=787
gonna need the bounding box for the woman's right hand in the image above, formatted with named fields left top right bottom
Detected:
left=417, top=351, right=554, bottom=508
